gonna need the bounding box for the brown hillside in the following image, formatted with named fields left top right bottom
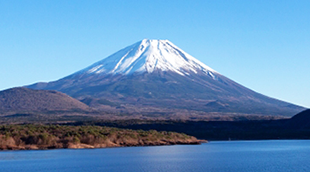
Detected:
left=0, top=87, right=92, bottom=113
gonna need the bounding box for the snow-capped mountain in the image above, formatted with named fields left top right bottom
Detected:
left=27, top=39, right=304, bottom=119
left=76, top=39, right=217, bottom=78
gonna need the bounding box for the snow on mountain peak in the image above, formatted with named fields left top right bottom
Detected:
left=78, top=39, right=218, bottom=77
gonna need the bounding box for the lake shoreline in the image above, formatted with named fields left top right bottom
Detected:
left=2, top=140, right=309, bottom=172
left=0, top=140, right=206, bottom=151
left=0, top=124, right=206, bottom=151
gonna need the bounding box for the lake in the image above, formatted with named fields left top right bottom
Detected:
left=1, top=140, right=310, bottom=172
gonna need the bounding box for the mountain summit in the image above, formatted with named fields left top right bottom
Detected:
left=27, top=39, right=304, bottom=120
left=77, top=39, right=217, bottom=77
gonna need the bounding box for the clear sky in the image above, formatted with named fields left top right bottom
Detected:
left=0, top=0, right=309, bottom=108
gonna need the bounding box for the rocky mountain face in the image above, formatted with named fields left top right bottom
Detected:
left=27, top=39, right=304, bottom=119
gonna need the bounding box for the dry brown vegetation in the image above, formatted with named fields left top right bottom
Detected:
left=0, top=125, right=202, bottom=150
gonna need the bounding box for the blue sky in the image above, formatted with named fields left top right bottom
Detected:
left=0, top=0, right=309, bottom=108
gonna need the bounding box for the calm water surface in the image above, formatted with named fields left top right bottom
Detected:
left=1, top=140, right=310, bottom=172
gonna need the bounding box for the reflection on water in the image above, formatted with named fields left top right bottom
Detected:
left=1, top=140, right=310, bottom=172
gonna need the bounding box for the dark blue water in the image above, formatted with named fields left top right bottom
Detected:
left=1, top=140, right=310, bottom=172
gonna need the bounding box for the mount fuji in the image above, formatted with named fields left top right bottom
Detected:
left=27, top=39, right=304, bottom=120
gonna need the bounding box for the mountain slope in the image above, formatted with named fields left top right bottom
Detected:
left=27, top=39, right=304, bottom=118
left=288, top=109, right=310, bottom=129
left=0, top=87, right=92, bottom=113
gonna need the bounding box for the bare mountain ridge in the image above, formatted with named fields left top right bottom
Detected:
left=0, top=87, right=92, bottom=113
left=27, top=39, right=305, bottom=118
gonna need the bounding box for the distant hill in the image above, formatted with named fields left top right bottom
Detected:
left=0, top=87, right=92, bottom=114
left=288, top=109, right=310, bottom=129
